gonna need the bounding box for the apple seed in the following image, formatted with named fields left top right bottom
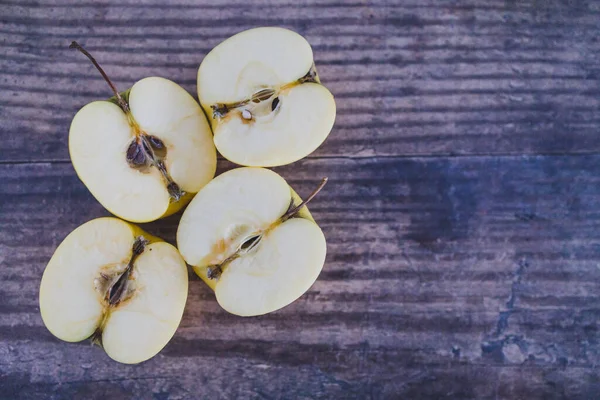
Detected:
left=251, top=88, right=276, bottom=103
left=71, top=41, right=184, bottom=203
left=239, top=234, right=262, bottom=253
left=126, top=140, right=149, bottom=168
left=271, top=97, right=280, bottom=112
left=205, top=178, right=328, bottom=281
left=107, top=236, right=148, bottom=306
left=148, top=135, right=165, bottom=151
left=210, top=66, right=318, bottom=121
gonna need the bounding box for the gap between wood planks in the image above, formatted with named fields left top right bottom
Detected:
left=1, top=151, right=600, bottom=166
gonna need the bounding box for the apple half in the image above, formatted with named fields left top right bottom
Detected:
left=39, top=217, right=188, bottom=364
left=197, top=27, right=336, bottom=167
left=69, top=42, right=216, bottom=222
left=177, top=167, right=327, bottom=316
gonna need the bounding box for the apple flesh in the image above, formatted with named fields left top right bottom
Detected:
left=39, top=217, right=188, bottom=364
left=197, top=27, right=336, bottom=167
left=177, top=167, right=327, bottom=316
left=69, top=42, right=216, bottom=223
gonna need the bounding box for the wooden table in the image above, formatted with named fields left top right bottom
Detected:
left=1, top=1, right=599, bottom=398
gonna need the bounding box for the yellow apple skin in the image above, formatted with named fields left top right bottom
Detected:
left=197, top=27, right=336, bottom=167
left=39, top=217, right=188, bottom=364
left=69, top=159, right=195, bottom=222
left=177, top=167, right=327, bottom=316
left=192, top=188, right=315, bottom=291
left=69, top=77, right=216, bottom=223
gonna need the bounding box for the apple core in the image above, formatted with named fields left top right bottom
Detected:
left=70, top=41, right=185, bottom=202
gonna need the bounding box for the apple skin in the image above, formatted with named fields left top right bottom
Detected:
left=39, top=217, right=188, bottom=364
left=192, top=188, right=315, bottom=291
left=197, top=27, right=336, bottom=167
left=69, top=77, right=216, bottom=223
left=177, top=167, right=327, bottom=316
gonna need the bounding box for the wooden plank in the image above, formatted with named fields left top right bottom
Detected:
left=1, top=155, right=598, bottom=398
left=2, top=1, right=600, bottom=161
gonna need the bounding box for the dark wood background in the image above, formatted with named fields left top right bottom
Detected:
left=1, top=1, right=599, bottom=399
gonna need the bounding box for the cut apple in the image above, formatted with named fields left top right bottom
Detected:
left=177, top=167, right=327, bottom=316
left=39, top=217, right=188, bottom=364
left=69, top=42, right=216, bottom=222
left=197, top=27, right=336, bottom=167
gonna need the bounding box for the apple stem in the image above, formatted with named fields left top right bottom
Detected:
left=69, top=41, right=130, bottom=113
left=206, top=178, right=328, bottom=281
left=281, top=177, right=328, bottom=222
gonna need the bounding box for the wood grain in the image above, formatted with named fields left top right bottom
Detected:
left=2, top=0, right=600, bottom=162
left=1, top=0, right=599, bottom=399
left=1, top=156, right=599, bottom=399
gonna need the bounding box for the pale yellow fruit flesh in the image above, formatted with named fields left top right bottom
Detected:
left=177, top=168, right=290, bottom=268
left=216, top=218, right=326, bottom=316
left=177, top=167, right=327, bottom=316
left=198, top=27, right=313, bottom=105
left=69, top=77, right=216, bottom=223
left=70, top=101, right=168, bottom=222
left=102, top=242, right=188, bottom=364
left=129, top=77, right=216, bottom=194
left=197, top=27, right=336, bottom=167
left=40, top=218, right=133, bottom=342
left=193, top=188, right=314, bottom=291
left=213, top=83, right=336, bottom=166
left=39, top=218, right=188, bottom=364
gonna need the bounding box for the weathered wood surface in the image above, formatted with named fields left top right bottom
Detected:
left=1, top=1, right=599, bottom=399
left=2, top=0, right=600, bottom=161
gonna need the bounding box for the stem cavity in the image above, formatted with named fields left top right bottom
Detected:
left=126, top=135, right=183, bottom=202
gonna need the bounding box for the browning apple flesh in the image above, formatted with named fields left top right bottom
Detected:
left=177, top=168, right=328, bottom=316
left=205, top=177, right=328, bottom=281
left=40, top=218, right=188, bottom=364
left=197, top=28, right=336, bottom=167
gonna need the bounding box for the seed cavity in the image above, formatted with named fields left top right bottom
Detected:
left=251, top=88, right=276, bottom=103
left=211, top=65, right=318, bottom=120
left=148, top=135, right=164, bottom=150
left=126, top=135, right=184, bottom=202
left=89, top=236, right=149, bottom=346
left=106, top=236, right=148, bottom=307
left=239, top=234, right=262, bottom=253
left=205, top=178, right=328, bottom=282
